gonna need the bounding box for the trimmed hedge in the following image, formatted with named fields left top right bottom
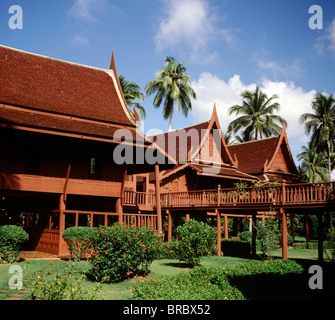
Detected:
left=132, top=260, right=303, bottom=300
left=132, top=266, right=244, bottom=300
left=0, top=225, right=29, bottom=263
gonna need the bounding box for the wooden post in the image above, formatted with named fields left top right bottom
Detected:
left=185, top=214, right=190, bottom=222
left=217, top=184, right=221, bottom=206
left=281, top=208, right=288, bottom=260
left=224, top=214, right=228, bottom=239
left=305, top=214, right=310, bottom=242
left=318, top=213, right=324, bottom=263
left=252, top=213, right=257, bottom=256
left=216, top=209, right=221, bottom=256
left=167, top=210, right=172, bottom=241
left=58, top=194, right=66, bottom=257
left=155, top=163, right=162, bottom=234
left=116, top=198, right=123, bottom=225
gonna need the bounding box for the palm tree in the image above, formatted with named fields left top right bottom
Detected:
left=119, top=75, right=146, bottom=119
left=300, top=93, right=335, bottom=182
left=297, top=143, right=328, bottom=182
left=145, top=57, right=197, bottom=131
left=228, top=86, right=287, bottom=140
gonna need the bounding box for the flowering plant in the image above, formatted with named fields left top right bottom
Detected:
left=89, top=224, right=162, bottom=283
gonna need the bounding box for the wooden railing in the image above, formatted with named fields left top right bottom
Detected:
left=122, top=191, right=156, bottom=207
left=122, top=182, right=335, bottom=210
left=161, top=182, right=335, bottom=208
left=122, top=213, right=157, bottom=229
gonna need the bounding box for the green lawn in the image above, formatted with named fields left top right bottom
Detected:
left=0, top=250, right=333, bottom=300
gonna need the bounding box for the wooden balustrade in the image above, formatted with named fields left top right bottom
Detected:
left=122, top=213, right=157, bottom=229
left=123, top=191, right=155, bottom=207
left=159, top=181, right=335, bottom=209
left=122, top=182, right=335, bottom=210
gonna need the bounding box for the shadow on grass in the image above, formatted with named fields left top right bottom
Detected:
left=229, top=260, right=335, bottom=300
left=161, top=262, right=193, bottom=269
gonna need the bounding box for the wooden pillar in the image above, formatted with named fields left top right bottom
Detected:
left=155, top=163, right=162, bottom=234
left=318, top=213, right=324, bottom=263
left=117, top=166, right=127, bottom=225
left=185, top=214, right=190, bottom=222
left=305, top=214, right=310, bottom=242
left=58, top=194, right=66, bottom=257
left=224, top=214, right=228, bottom=239
left=252, top=213, right=257, bottom=256
left=216, top=209, right=221, bottom=256
left=167, top=210, right=172, bottom=242
left=116, top=198, right=123, bottom=225
left=281, top=208, right=288, bottom=260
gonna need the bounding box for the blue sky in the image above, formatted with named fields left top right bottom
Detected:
left=1, top=0, right=335, bottom=168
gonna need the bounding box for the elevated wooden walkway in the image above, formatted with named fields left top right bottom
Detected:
left=123, top=181, right=335, bottom=213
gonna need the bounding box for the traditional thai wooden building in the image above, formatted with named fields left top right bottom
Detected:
left=0, top=45, right=168, bottom=257
left=1, top=45, right=334, bottom=261
left=124, top=106, right=259, bottom=196
left=228, top=123, right=301, bottom=184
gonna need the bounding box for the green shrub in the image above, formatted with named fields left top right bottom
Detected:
left=157, top=240, right=179, bottom=260
left=239, top=231, right=252, bottom=242
left=277, top=233, right=294, bottom=247
left=62, top=227, right=94, bottom=261
left=132, top=259, right=303, bottom=300
left=254, top=218, right=279, bottom=260
left=0, top=225, right=29, bottom=263
left=30, top=264, right=101, bottom=300
left=132, top=266, right=244, bottom=300
left=173, top=219, right=217, bottom=267
left=89, top=224, right=161, bottom=283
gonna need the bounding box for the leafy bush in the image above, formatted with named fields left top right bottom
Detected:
left=157, top=240, right=179, bottom=260
left=173, top=219, right=217, bottom=267
left=0, top=225, right=29, bottom=263
left=277, top=233, right=294, bottom=247
left=254, top=218, right=280, bottom=260
left=89, top=224, right=161, bottom=283
left=239, top=231, right=252, bottom=242
left=62, top=227, right=94, bottom=261
left=132, top=266, right=244, bottom=300
left=30, top=264, right=101, bottom=300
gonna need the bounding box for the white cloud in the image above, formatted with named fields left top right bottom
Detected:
left=257, top=59, right=304, bottom=79
left=72, top=34, right=90, bottom=46
left=315, top=17, right=335, bottom=54
left=68, top=0, right=111, bottom=22
left=191, top=72, right=317, bottom=159
left=154, top=0, right=233, bottom=61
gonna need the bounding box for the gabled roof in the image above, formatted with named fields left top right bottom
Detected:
left=150, top=105, right=237, bottom=166
left=0, top=45, right=149, bottom=145
left=228, top=123, right=300, bottom=177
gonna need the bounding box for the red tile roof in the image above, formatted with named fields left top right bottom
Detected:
left=228, top=137, right=279, bottom=174
left=0, top=45, right=136, bottom=127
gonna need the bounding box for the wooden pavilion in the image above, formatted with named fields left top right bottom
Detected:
left=0, top=45, right=170, bottom=257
